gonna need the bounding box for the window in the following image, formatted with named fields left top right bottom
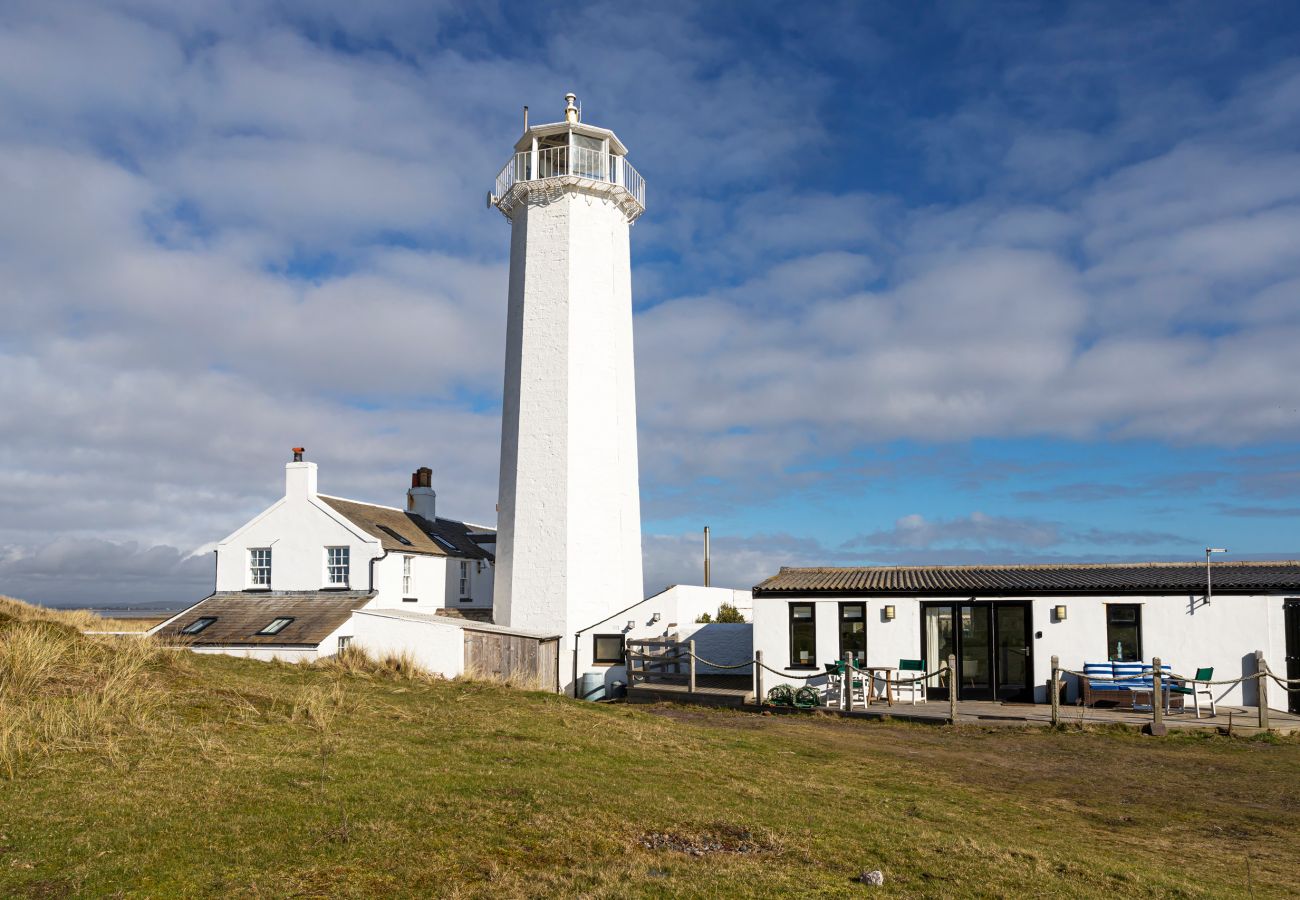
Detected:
left=256, top=617, right=293, bottom=636
left=402, top=555, right=414, bottom=598
left=592, top=634, right=625, bottom=665
left=1106, top=604, right=1142, bottom=662
left=326, top=546, right=350, bottom=586
left=248, top=548, right=271, bottom=587
left=181, top=617, right=216, bottom=635
left=789, top=603, right=817, bottom=668
left=459, top=561, right=469, bottom=599
left=378, top=525, right=413, bottom=547
left=432, top=534, right=458, bottom=552
left=839, top=603, right=866, bottom=663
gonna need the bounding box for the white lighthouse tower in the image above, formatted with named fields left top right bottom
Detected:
left=489, top=94, right=647, bottom=680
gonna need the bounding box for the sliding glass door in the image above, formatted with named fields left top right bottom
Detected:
left=922, top=601, right=1033, bottom=702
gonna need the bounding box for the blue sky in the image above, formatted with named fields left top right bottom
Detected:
left=0, top=1, right=1298, bottom=606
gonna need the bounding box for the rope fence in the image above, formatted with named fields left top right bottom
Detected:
left=634, top=640, right=1297, bottom=733
left=1051, top=651, right=1295, bottom=733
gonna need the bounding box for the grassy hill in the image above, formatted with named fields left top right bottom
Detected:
left=1, top=597, right=1298, bottom=898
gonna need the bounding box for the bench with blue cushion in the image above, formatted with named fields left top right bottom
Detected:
left=1079, top=661, right=1183, bottom=709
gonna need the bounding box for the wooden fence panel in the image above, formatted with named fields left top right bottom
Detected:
left=463, top=630, right=559, bottom=692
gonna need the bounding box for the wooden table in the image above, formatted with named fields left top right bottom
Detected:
left=859, top=666, right=896, bottom=707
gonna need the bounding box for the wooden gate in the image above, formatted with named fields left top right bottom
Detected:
left=625, top=638, right=687, bottom=686
left=463, top=629, right=560, bottom=692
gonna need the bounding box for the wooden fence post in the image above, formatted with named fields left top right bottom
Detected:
left=1147, top=656, right=1166, bottom=736
left=687, top=640, right=697, bottom=694
left=842, top=651, right=853, bottom=711
left=948, top=653, right=958, bottom=725
left=1050, top=655, right=1060, bottom=727
left=754, top=650, right=764, bottom=706
left=1256, top=650, right=1270, bottom=730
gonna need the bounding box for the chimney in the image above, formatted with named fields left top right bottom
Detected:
left=407, top=466, right=436, bottom=521
left=286, top=447, right=317, bottom=498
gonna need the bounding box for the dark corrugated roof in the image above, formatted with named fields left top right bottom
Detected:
left=319, top=496, right=493, bottom=560
left=154, top=592, right=373, bottom=646
left=754, top=561, right=1300, bottom=596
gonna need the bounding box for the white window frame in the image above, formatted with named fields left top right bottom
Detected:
left=325, top=546, right=350, bottom=587
left=459, top=560, right=469, bottom=599
left=402, top=555, right=414, bottom=599
left=248, top=547, right=272, bottom=588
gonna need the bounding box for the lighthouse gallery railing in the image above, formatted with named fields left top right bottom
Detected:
left=494, top=146, right=645, bottom=211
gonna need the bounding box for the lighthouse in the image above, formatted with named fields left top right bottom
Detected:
left=489, top=94, right=647, bottom=678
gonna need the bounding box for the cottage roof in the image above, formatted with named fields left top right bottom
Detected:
left=753, top=560, right=1300, bottom=597
left=154, top=591, right=373, bottom=646
left=318, top=496, right=493, bottom=560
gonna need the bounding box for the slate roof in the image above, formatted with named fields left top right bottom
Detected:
left=319, top=496, right=493, bottom=560
left=153, top=592, right=373, bottom=646
left=753, top=561, right=1300, bottom=597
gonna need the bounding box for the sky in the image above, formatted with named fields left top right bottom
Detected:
left=1, top=0, right=1298, bottom=608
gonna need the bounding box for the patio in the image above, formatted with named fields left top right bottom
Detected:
left=625, top=675, right=1300, bottom=734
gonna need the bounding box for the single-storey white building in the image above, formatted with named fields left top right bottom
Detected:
left=752, top=561, right=1300, bottom=713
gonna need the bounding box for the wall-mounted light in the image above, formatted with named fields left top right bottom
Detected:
left=883, top=605, right=896, bottom=621
left=650, top=612, right=661, bottom=624
left=626, top=620, right=636, bottom=631
left=1053, top=604, right=1067, bottom=622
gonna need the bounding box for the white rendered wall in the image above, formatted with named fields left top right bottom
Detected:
left=187, top=646, right=319, bottom=663
left=367, top=554, right=448, bottom=610
left=575, top=584, right=755, bottom=693
left=752, top=594, right=1293, bottom=710
left=495, top=184, right=644, bottom=677
left=215, top=462, right=383, bottom=592
left=350, top=609, right=465, bottom=679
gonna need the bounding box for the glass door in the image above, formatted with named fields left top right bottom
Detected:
left=923, top=601, right=1034, bottom=702
left=1286, top=600, right=1299, bottom=715
left=995, top=605, right=1032, bottom=702
left=959, top=605, right=993, bottom=698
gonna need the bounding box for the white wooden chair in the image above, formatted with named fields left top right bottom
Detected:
left=894, top=658, right=927, bottom=704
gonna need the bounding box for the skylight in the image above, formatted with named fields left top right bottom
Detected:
left=377, top=525, right=413, bottom=546
left=181, top=617, right=216, bottom=635
left=256, top=617, right=294, bottom=636
left=432, top=535, right=458, bottom=552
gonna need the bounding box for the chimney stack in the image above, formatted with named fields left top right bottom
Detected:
left=407, top=467, right=436, bottom=521
left=286, top=447, right=317, bottom=498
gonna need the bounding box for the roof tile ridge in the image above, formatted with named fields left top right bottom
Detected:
left=317, top=494, right=404, bottom=513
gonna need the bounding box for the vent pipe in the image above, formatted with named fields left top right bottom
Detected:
left=704, top=526, right=711, bottom=587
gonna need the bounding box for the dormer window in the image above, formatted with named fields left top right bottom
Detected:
left=326, top=547, right=350, bottom=586
left=249, top=548, right=271, bottom=588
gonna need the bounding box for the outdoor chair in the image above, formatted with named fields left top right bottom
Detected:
left=1168, top=667, right=1216, bottom=719
left=894, top=658, right=927, bottom=705
left=824, top=662, right=868, bottom=709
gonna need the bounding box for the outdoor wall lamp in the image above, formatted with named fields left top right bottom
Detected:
left=883, top=605, right=896, bottom=621
left=1053, top=604, right=1067, bottom=621
left=650, top=612, right=661, bottom=623
left=626, top=620, right=636, bottom=631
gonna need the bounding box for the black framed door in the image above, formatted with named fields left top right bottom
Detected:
left=923, top=601, right=1033, bottom=702
left=1286, top=600, right=1300, bottom=715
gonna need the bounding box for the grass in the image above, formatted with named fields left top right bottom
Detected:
left=1, top=598, right=1298, bottom=897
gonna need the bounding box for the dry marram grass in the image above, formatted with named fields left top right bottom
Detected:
left=0, top=597, right=188, bottom=777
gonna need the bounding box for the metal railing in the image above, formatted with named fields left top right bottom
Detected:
left=494, top=146, right=645, bottom=212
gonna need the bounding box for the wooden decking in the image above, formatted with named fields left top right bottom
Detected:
left=625, top=679, right=1300, bottom=734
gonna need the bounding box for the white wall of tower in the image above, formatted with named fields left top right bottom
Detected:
left=494, top=182, right=645, bottom=655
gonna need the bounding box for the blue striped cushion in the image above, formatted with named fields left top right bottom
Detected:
left=1112, top=663, right=1145, bottom=684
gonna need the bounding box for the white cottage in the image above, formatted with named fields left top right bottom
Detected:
left=153, top=453, right=500, bottom=664
left=751, top=562, right=1300, bottom=713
